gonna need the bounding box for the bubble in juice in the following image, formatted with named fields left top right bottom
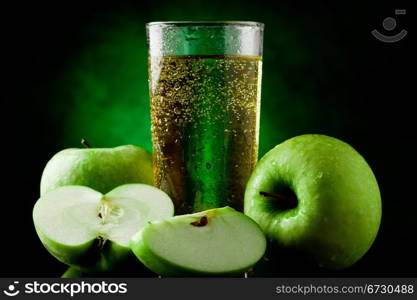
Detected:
left=149, top=55, right=261, bottom=214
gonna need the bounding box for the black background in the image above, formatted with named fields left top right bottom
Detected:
left=2, top=0, right=415, bottom=277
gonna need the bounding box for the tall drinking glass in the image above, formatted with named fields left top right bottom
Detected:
left=147, top=21, right=263, bottom=214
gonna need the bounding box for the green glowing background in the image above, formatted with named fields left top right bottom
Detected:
left=3, top=0, right=414, bottom=276
left=49, top=1, right=349, bottom=156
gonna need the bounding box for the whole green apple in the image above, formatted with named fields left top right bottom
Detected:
left=40, top=142, right=153, bottom=195
left=244, top=134, right=381, bottom=270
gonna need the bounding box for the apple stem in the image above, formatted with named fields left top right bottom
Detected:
left=259, top=191, right=286, bottom=201
left=259, top=191, right=298, bottom=209
left=97, top=236, right=107, bottom=250
left=190, top=216, right=208, bottom=227
left=81, top=138, right=92, bottom=148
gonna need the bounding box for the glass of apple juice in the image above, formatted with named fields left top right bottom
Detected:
left=146, top=21, right=264, bottom=214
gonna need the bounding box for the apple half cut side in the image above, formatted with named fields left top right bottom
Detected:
left=33, top=184, right=174, bottom=272
left=130, top=206, right=267, bottom=276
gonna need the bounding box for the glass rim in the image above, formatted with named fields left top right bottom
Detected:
left=146, top=21, right=264, bottom=28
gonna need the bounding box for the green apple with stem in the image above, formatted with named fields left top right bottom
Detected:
left=130, top=206, right=266, bottom=276
left=40, top=139, right=153, bottom=196
left=33, top=184, right=174, bottom=272
left=245, top=134, right=381, bottom=270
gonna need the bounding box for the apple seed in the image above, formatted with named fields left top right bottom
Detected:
left=97, top=196, right=121, bottom=225
left=190, top=216, right=208, bottom=227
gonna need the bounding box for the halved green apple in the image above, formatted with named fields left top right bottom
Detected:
left=130, top=207, right=266, bottom=276
left=33, top=184, right=174, bottom=272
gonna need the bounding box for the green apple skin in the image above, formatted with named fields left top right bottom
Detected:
left=61, top=262, right=156, bottom=278
left=130, top=207, right=266, bottom=277
left=61, top=267, right=87, bottom=278
left=36, top=227, right=132, bottom=272
left=244, top=134, right=382, bottom=270
left=40, top=145, right=153, bottom=196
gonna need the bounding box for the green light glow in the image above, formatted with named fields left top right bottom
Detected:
left=50, top=2, right=346, bottom=157
left=55, top=21, right=152, bottom=151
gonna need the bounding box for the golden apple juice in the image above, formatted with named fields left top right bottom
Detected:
left=149, top=55, right=261, bottom=214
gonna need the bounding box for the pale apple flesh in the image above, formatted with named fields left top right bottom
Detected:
left=130, top=207, right=267, bottom=276
left=245, top=134, right=382, bottom=270
left=33, top=184, right=174, bottom=272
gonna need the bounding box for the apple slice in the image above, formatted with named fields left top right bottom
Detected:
left=130, top=206, right=266, bottom=276
left=33, top=184, right=174, bottom=272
